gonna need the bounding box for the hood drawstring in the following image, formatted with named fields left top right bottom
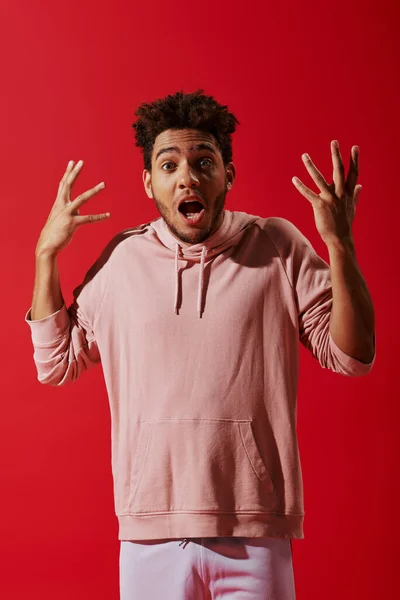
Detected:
left=198, top=245, right=206, bottom=318
left=174, top=243, right=207, bottom=318
left=178, top=538, right=189, bottom=549
left=151, top=211, right=258, bottom=318
left=174, top=244, right=180, bottom=316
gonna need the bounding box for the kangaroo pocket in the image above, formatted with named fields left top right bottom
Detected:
left=126, top=418, right=277, bottom=514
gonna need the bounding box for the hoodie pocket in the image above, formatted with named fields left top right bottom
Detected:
left=126, top=418, right=277, bottom=514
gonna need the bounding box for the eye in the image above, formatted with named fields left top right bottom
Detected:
left=161, top=158, right=213, bottom=172
left=199, top=158, right=213, bottom=168
left=161, top=161, right=175, bottom=171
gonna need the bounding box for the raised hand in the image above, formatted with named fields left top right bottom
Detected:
left=292, top=140, right=361, bottom=247
left=35, top=160, right=110, bottom=258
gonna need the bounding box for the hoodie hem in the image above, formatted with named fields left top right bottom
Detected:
left=117, top=511, right=304, bottom=541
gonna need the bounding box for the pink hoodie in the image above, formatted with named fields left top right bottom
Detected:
left=25, top=210, right=375, bottom=541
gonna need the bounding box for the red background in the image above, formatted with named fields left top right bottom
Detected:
left=0, top=0, right=397, bottom=598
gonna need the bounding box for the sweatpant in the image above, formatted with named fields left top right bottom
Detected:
left=119, top=536, right=296, bottom=599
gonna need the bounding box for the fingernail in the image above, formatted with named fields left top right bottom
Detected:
left=99, top=182, right=105, bottom=188
left=302, top=153, right=309, bottom=161
left=68, top=160, right=74, bottom=167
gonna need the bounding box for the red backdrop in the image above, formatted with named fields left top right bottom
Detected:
left=0, top=0, right=397, bottom=598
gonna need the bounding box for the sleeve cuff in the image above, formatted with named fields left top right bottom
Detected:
left=329, top=332, right=376, bottom=376
left=25, top=304, right=70, bottom=345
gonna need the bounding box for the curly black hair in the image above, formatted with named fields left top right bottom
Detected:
left=132, top=89, right=240, bottom=171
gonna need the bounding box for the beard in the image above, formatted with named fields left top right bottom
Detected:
left=151, top=181, right=228, bottom=245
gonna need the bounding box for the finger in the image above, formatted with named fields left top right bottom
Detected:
left=292, top=177, right=321, bottom=204
left=354, top=184, right=362, bottom=206
left=68, top=182, right=106, bottom=211
left=56, top=160, right=75, bottom=200
left=75, top=212, right=111, bottom=225
left=331, top=140, right=345, bottom=197
left=345, top=145, right=359, bottom=195
left=60, top=160, right=85, bottom=203
left=301, top=153, right=330, bottom=194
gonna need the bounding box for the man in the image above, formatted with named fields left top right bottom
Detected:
left=26, top=89, right=376, bottom=599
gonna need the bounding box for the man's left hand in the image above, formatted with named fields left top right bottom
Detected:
left=292, top=140, right=362, bottom=247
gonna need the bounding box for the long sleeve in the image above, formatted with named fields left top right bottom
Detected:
left=265, top=217, right=376, bottom=377
left=25, top=235, right=121, bottom=386
left=25, top=294, right=102, bottom=386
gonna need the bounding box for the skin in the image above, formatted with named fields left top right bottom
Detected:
left=292, top=140, right=375, bottom=363
left=292, top=140, right=361, bottom=247
left=143, top=128, right=236, bottom=245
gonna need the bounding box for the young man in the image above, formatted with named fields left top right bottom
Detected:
left=26, top=89, right=376, bottom=599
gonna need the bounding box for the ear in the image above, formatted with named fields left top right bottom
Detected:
left=226, top=162, right=236, bottom=191
left=143, top=169, right=153, bottom=199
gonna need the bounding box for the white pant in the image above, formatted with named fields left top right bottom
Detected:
left=119, top=536, right=296, bottom=599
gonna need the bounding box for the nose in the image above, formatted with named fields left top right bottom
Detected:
left=178, top=162, right=200, bottom=189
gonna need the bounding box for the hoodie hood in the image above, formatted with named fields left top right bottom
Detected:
left=150, top=209, right=259, bottom=318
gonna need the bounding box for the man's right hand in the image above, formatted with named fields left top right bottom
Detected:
left=35, top=160, right=110, bottom=258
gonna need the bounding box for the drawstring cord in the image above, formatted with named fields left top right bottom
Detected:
left=174, top=244, right=180, bottom=315
left=174, top=244, right=207, bottom=318
left=178, top=538, right=189, bottom=549
left=197, top=246, right=206, bottom=318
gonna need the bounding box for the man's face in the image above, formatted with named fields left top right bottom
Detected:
left=143, top=128, right=235, bottom=245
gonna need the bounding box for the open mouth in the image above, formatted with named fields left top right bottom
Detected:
left=178, top=200, right=204, bottom=218
left=178, top=200, right=206, bottom=226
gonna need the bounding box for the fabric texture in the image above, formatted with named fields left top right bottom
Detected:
left=25, top=210, right=376, bottom=541
left=119, top=537, right=296, bottom=599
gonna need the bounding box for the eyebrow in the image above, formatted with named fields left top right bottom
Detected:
left=155, top=143, right=217, bottom=162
